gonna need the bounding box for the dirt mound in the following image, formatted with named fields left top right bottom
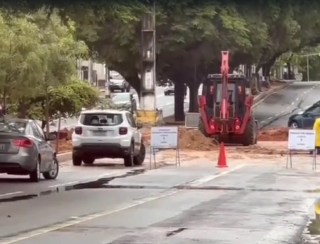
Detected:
left=142, top=126, right=218, bottom=151
left=49, top=128, right=73, bottom=153
left=178, top=127, right=218, bottom=150
left=258, top=128, right=288, bottom=141
left=233, top=144, right=287, bottom=155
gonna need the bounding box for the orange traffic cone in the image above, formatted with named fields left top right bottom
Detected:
left=217, top=142, right=228, bottom=168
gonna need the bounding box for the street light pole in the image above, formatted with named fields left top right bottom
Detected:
left=300, top=52, right=320, bottom=82
left=153, top=0, right=156, bottom=110
left=307, top=55, right=310, bottom=82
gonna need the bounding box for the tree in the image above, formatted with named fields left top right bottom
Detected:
left=0, top=9, right=90, bottom=133
left=17, top=80, right=100, bottom=129
left=0, top=12, right=45, bottom=110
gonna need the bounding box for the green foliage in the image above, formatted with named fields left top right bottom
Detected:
left=0, top=9, right=90, bottom=123
left=26, top=80, right=100, bottom=120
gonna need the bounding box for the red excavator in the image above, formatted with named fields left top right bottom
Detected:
left=198, top=51, right=258, bottom=146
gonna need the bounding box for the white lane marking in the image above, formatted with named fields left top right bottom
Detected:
left=0, top=165, right=245, bottom=244
left=189, top=164, right=246, bottom=187
left=0, top=191, right=23, bottom=198
left=49, top=181, right=79, bottom=188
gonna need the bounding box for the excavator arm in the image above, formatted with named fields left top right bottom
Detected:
left=220, top=51, right=230, bottom=120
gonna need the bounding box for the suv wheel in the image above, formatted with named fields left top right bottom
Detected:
left=124, top=143, right=134, bottom=167
left=134, top=142, right=146, bottom=166
left=83, top=158, right=95, bottom=165
left=72, top=153, right=82, bottom=166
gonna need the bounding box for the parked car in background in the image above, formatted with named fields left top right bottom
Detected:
left=108, top=72, right=130, bottom=92
left=111, top=92, right=137, bottom=114
left=109, top=78, right=130, bottom=92
left=71, top=109, right=146, bottom=167
left=288, top=101, right=320, bottom=129
left=0, top=118, right=58, bottom=182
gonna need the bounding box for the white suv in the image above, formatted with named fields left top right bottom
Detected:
left=71, top=109, right=145, bottom=167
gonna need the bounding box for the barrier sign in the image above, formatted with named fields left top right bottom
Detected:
left=287, top=129, right=316, bottom=169
left=288, top=129, right=315, bottom=150
left=151, top=126, right=178, bottom=149
left=150, top=126, right=180, bottom=168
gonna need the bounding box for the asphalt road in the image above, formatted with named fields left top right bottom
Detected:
left=254, top=81, right=320, bottom=129
left=0, top=159, right=319, bottom=243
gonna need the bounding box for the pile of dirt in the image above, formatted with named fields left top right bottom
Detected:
left=56, top=140, right=72, bottom=153
left=233, top=144, right=287, bottom=155
left=50, top=127, right=73, bottom=153
left=142, top=126, right=218, bottom=151
left=178, top=127, right=218, bottom=150
left=258, top=128, right=288, bottom=141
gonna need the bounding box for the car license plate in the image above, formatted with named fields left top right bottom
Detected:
left=0, top=143, right=6, bottom=152
left=93, top=131, right=106, bottom=136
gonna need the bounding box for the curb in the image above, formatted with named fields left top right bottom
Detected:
left=57, top=152, right=71, bottom=162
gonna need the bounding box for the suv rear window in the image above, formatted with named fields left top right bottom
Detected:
left=80, top=113, right=123, bottom=126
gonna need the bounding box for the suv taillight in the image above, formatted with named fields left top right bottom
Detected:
left=13, top=139, right=33, bottom=148
left=75, top=126, right=82, bottom=135
left=119, top=127, right=128, bottom=135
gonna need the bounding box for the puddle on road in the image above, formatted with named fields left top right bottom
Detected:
left=0, top=169, right=146, bottom=203
left=65, top=169, right=145, bottom=191
left=303, top=218, right=320, bottom=243
left=302, top=199, right=320, bottom=243
left=0, top=194, right=37, bottom=203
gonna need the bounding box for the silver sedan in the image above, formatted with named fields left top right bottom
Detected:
left=0, top=118, right=59, bottom=182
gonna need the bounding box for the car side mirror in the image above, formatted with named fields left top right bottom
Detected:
left=136, top=123, right=143, bottom=129
left=46, top=133, right=57, bottom=141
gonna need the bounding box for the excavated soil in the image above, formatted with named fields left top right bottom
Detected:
left=142, top=126, right=218, bottom=151
left=258, top=127, right=288, bottom=141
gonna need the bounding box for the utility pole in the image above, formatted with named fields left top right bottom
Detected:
left=300, top=52, right=320, bottom=82
left=307, top=55, right=310, bottom=82
left=104, top=64, right=110, bottom=98
left=138, top=0, right=157, bottom=124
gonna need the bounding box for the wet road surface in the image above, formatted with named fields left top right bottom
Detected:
left=0, top=158, right=319, bottom=243
left=254, top=81, right=320, bottom=129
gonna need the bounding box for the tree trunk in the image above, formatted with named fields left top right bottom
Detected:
left=17, top=101, right=28, bottom=119
left=174, top=81, right=185, bottom=121
left=45, top=85, right=50, bottom=135
left=245, top=64, right=252, bottom=77
left=255, top=65, right=262, bottom=92
left=188, top=82, right=200, bottom=113
left=262, top=63, right=272, bottom=87
left=41, top=120, right=46, bottom=130
left=124, top=73, right=140, bottom=96
left=287, top=62, right=292, bottom=79
left=2, top=87, right=6, bottom=115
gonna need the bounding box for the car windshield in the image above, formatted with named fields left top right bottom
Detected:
left=0, top=120, right=26, bottom=134
left=80, top=113, right=123, bottom=126
left=112, top=94, right=130, bottom=103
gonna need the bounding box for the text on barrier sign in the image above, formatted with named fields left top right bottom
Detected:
left=288, top=129, right=316, bottom=151
left=151, top=126, right=178, bottom=149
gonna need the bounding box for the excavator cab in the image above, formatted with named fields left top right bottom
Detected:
left=203, top=74, right=249, bottom=121
left=198, top=51, right=257, bottom=145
